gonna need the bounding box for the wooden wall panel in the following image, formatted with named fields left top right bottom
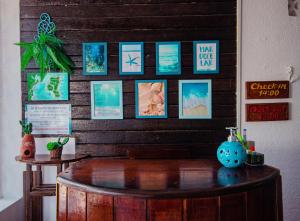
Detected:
left=20, top=0, right=237, bottom=157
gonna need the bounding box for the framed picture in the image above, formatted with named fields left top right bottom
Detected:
left=193, top=40, right=219, bottom=74
left=156, top=42, right=181, bottom=75
left=135, top=80, right=168, bottom=118
left=91, top=81, right=123, bottom=119
left=83, top=42, right=107, bottom=75
left=179, top=80, right=212, bottom=119
left=27, top=72, right=69, bottom=101
left=119, top=42, right=144, bottom=75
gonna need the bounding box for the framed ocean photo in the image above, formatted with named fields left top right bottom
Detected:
left=119, top=42, right=144, bottom=75
left=91, top=81, right=123, bottom=119
left=83, top=42, right=107, bottom=75
left=179, top=80, right=212, bottom=119
left=193, top=40, right=219, bottom=74
left=156, top=42, right=181, bottom=75
left=135, top=80, right=168, bottom=118
left=27, top=72, right=69, bottom=101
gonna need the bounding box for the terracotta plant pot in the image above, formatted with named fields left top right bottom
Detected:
left=50, top=148, right=63, bottom=159
left=20, top=134, right=36, bottom=159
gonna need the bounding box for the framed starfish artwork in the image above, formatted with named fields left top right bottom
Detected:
left=119, top=42, right=144, bottom=75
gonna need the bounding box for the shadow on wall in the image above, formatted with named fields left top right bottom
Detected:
left=289, top=0, right=299, bottom=16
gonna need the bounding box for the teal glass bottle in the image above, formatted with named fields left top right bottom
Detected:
left=217, top=128, right=246, bottom=168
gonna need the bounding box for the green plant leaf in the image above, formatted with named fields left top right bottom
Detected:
left=61, top=137, right=69, bottom=146
left=47, top=142, right=59, bottom=151
left=20, top=47, right=34, bottom=71
left=46, top=46, right=67, bottom=72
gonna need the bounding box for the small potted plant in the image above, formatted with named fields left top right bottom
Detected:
left=47, top=137, right=69, bottom=159
left=19, top=121, right=35, bottom=159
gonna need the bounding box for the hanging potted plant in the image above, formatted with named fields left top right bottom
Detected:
left=47, top=137, right=70, bottom=159
left=15, top=13, right=74, bottom=79
left=19, top=121, right=35, bottom=159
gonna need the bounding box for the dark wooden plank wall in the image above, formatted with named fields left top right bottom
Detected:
left=20, top=0, right=237, bottom=157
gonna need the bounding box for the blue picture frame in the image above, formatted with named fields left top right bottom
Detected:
left=135, top=80, right=168, bottom=119
left=179, top=80, right=212, bottom=119
left=91, top=81, right=123, bottom=119
left=119, top=42, right=144, bottom=75
left=156, top=42, right=181, bottom=75
left=83, top=42, right=108, bottom=75
left=193, top=40, right=219, bottom=74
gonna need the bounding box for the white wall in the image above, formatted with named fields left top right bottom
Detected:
left=241, top=1, right=300, bottom=221
left=0, top=0, right=24, bottom=200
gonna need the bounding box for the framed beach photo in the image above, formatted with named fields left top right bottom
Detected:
left=119, top=42, right=144, bottom=75
left=91, top=81, right=123, bottom=119
left=135, top=80, right=168, bottom=118
left=156, top=42, right=181, bottom=75
left=179, top=80, right=212, bottom=119
left=193, top=40, right=219, bottom=74
left=83, top=42, right=107, bottom=75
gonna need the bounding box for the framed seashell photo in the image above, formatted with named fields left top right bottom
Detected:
left=135, top=80, right=168, bottom=118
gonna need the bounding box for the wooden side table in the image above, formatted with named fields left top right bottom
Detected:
left=15, top=154, right=88, bottom=221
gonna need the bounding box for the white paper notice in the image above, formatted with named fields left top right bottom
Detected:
left=25, top=104, right=72, bottom=135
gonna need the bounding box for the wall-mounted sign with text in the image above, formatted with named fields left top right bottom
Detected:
left=246, top=103, right=289, bottom=122
left=25, top=104, right=72, bottom=135
left=246, top=81, right=289, bottom=99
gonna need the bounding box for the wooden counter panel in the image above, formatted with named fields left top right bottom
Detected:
left=247, top=187, right=264, bottom=221
left=56, top=159, right=282, bottom=221
left=87, top=193, right=113, bottom=221
left=57, top=183, right=282, bottom=221
left=68, top=188, right=86, bottom=221
left=220, top=193, right=246, bottom=221
left=57, top=184, right=68, bottom=221
left=184, top=197, right=219, bottom=221
left=114, top=196, right=146, bottom=221
left=148, top=199, right=182, bottom=221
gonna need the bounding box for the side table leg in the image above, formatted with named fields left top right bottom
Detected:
left=32, top=165, right=43, bottom=221
left=57, top=164, right=62, bottom=175
left=24, top=164, right=32, bottom=221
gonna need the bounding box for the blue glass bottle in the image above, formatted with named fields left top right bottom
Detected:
left=217, top=127, right=246, bottom=168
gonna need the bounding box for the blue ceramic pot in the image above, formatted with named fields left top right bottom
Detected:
left=217, top=141, right=246, bottom=168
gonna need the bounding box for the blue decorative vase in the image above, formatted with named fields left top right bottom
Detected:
left=217, top=141, right=246, bottom=168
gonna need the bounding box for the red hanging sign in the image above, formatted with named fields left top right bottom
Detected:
left=246, top=103, right=289, bottom=122
left=246, top=81, right=289, bottom=99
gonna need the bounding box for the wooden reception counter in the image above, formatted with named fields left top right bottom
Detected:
left=56, top=158, right=283, bottom=221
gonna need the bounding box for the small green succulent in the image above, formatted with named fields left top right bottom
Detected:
left=19, top=120, right=32, bottom=136
left=47, top=137, right=69, bottom=151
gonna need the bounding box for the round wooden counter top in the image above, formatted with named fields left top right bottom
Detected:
left=57, top=158, right=280, bottom=198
